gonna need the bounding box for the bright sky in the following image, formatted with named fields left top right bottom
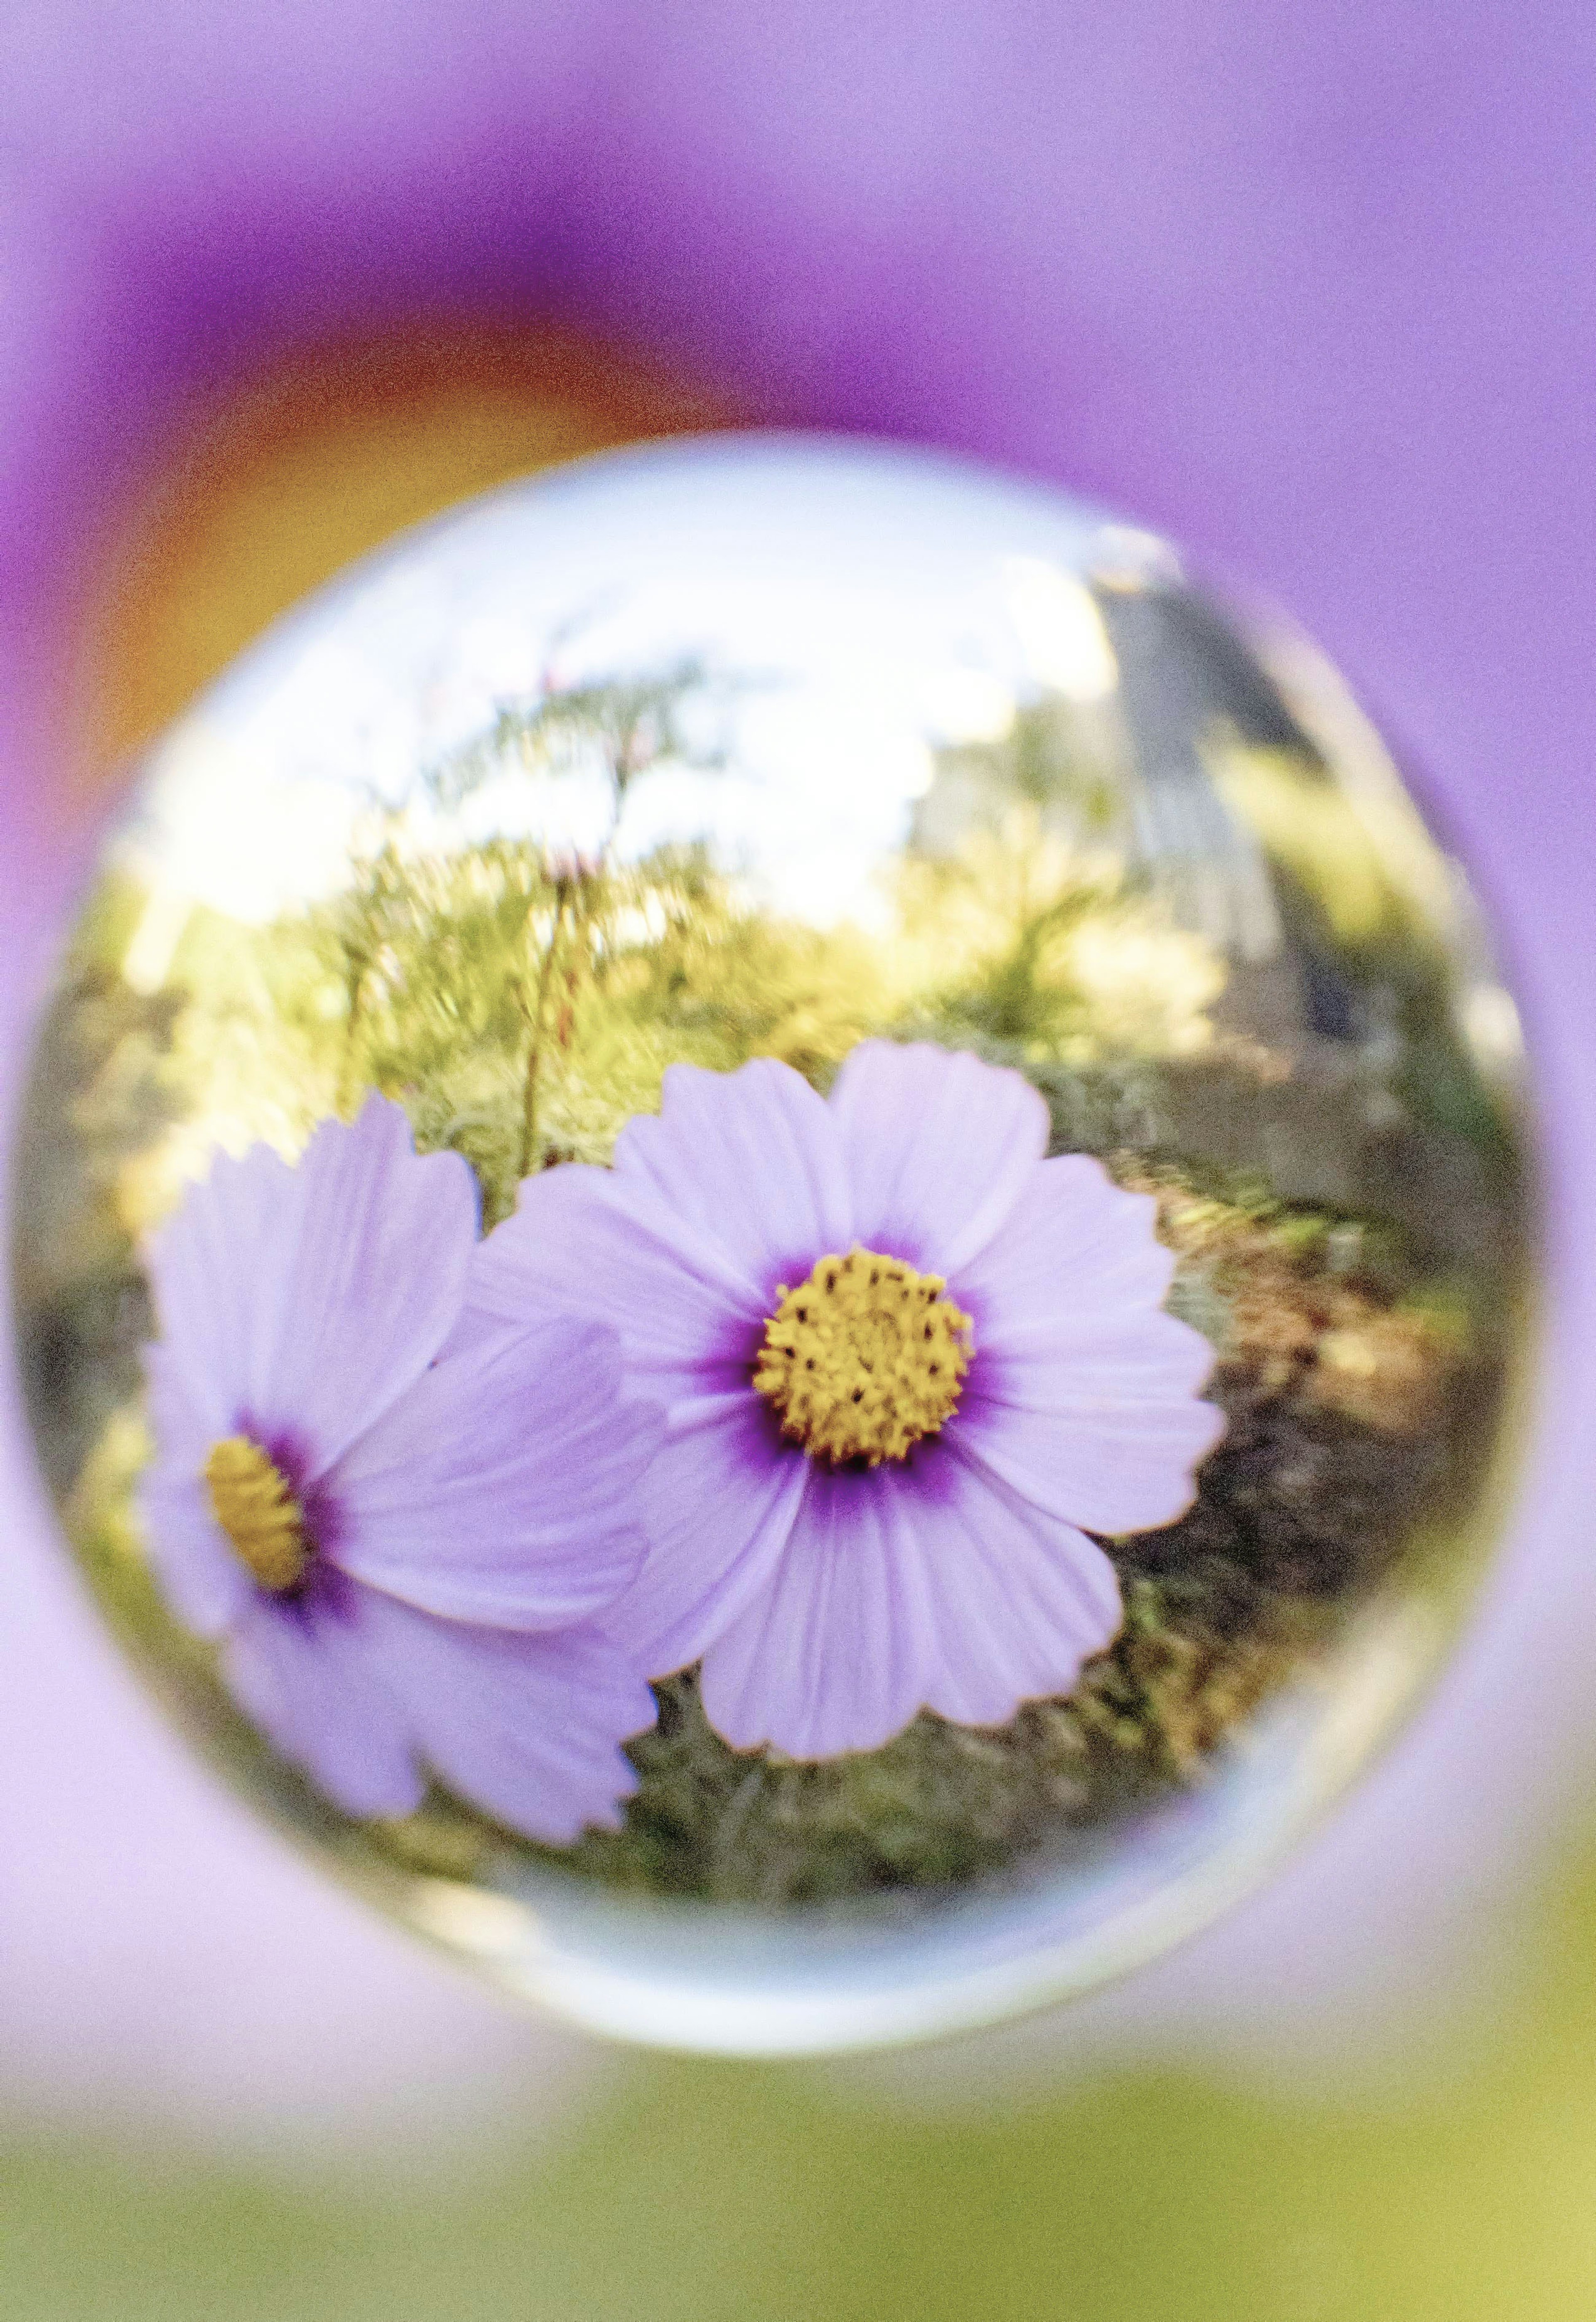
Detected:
left=113, top=436, right=1172, bottom=940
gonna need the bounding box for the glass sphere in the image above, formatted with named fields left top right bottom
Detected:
left=14, top=435, right=1536, bottom=2053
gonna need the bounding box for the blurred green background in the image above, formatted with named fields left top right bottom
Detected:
left=9, top=1829, right=1596, bottom=2322
left=9, top=324, right=1593, bottom=2322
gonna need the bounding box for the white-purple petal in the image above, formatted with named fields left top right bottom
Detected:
left=468, top=1161, right=764, bottom=1402
left=144, top=1096, right=480, bottom=1484
left=950, top=1152, right=1178, bottom=1349
left=958, top=1331, right=1224, bottom=1534
left=605, top=1393, right=808, bottom=1676
left=914, top=1449, right=1124, bottom=1730
left=698, top=1462, right=936, bottom=1758
left=699, top=1447, right=1124, bottom=1758
left=946, top=1148, right=1222, bottom=1532
left=222, top=1581, right=652, bottom=1845
left=141, top=1140, right=290, bottom=1428
left=222, top=1585, right=426, bottom=1822
left=830, top=1041, right=1048, bottom=1274
left=330, top=1316, right=658, bottom=1630
left=361, top=1595, right=656, bottom=1844
left=613, top=1057, right=853, bottom=1292
left=136, top=1343, right=256, bottom=1638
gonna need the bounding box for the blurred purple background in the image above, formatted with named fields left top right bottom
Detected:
left=2, top=2, right=1593, bottom=2152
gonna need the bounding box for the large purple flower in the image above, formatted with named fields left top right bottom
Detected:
left=468, top=1041, right=1225, bottom=1760
left=137, top=1096, right=661, bottom=1842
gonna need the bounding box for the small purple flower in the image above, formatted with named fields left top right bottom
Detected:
left=469, top=1041, right=1226, bottom=1760
left=137, top=1096, right=661, bottom=1842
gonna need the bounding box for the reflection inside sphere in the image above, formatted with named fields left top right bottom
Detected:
left=13, top=436, right=1535, bottom=2052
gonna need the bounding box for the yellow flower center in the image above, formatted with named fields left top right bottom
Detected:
left=753, top=1245, right=973, bottom=1467
left=204, top=1436, right=309, bottom=1593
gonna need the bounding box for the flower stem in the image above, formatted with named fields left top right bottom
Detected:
left=517, top=880, right=570, bottom=1179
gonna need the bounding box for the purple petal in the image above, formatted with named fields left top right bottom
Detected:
left=467, top=1163, right=764, bottom=1403
left=135, top=1344, right=256, bottom=1637
left=828, top=1041, right=1048, bottom=1274
left=361, top=1595, right=656, bottom=1844
left=468, top=1059, right=854, bottom=1395
left=914, top=1449, right=1124, bottom=1730
left=949, top=1151, right=1222, bottom=1531
left=605, top=1391, right=808, bottom=1676
left=330, top=1318, right=657, bottom=1630
left=951, top=1154, right=1178, bottom=1348
left=613, top=1057, right=853, bottom=1291
left=698, top=1462, right=936, bottom=1757
left=959, top=1325, right=1226, bottom=1533
left=222, top=1585, right=424, bottom=1822
left=141, top=1141, right=296, bottom=1429
left=699, top=1451, right=1123, bottom=1757
left=144, top=1096, right=479, bottom=1486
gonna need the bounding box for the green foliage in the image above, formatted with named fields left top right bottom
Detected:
left=290, top=834, right=889, bottom=1224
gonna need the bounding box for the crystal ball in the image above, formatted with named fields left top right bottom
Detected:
left=14, top=436, right=1536, bottom=2052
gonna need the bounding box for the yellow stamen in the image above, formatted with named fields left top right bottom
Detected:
left=204, top=1436, right=308, bottom=1592
left=753, top=1245, right=973, bottom=1467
